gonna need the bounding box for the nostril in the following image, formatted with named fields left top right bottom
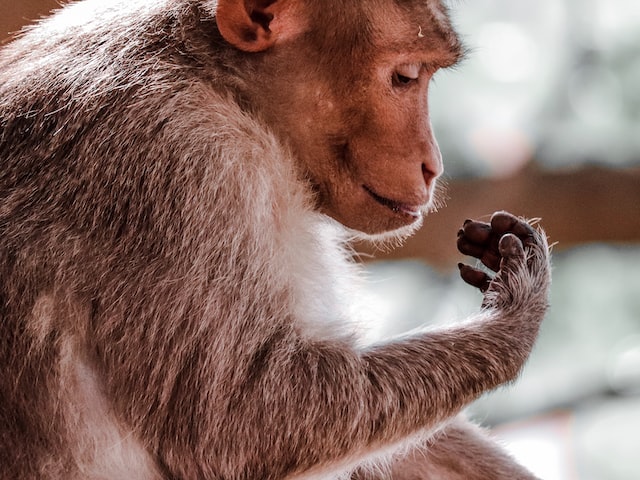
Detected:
left=422, top=163, right=437, bottom=186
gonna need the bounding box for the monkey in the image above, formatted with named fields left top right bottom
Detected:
left=0, top=0, right=552, bottom=478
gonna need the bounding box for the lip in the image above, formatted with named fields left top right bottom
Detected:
left=363, top=185, right=423, bottom=218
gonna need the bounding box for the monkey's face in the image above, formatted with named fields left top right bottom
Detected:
left=282, top=57, right=447, bottom=238
left=283, top=3, right=461, bottom=237
left=217, top=0, right=463, bottom=237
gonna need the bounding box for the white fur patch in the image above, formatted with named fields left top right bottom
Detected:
left=67, top=358, right=161, bottom=480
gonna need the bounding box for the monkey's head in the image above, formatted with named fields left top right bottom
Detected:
left=214, top=0, right=463, bottom=238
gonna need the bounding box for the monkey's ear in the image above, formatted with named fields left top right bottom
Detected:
left=216, top=0, right=299, bottom=52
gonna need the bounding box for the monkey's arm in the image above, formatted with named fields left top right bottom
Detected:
left=358, top=214, right=550, bottom=442
left=112, top=213, right=549, bottom=478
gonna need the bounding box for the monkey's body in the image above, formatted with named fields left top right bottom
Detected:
left=0, top=0, right=551, bottom=479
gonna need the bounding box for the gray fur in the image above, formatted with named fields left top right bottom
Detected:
left=0, top=0, right=551, bottom=478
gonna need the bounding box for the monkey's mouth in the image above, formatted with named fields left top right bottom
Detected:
left=363, top=185, right=422, bottom=218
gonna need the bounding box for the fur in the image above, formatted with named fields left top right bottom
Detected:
left=0, top=0, right=551, bottom=478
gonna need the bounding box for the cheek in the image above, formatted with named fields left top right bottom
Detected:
left=291, top=88, right=356, bottom=175
left=297, top=82, right=340, bottom=124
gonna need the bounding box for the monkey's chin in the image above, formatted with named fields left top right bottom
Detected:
left=329, top=207, right=425, bottom=246
left=352, top=214, right=424, bottom=246
left=318, top=186, right=431, bottom=241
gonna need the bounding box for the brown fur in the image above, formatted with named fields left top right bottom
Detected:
left=0, top=0, right=550, bottom=478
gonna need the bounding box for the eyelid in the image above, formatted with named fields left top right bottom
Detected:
left=395, top=63, right=421, bottom=80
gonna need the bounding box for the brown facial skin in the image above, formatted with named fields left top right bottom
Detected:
left=217, top=0, right=463, bottom=235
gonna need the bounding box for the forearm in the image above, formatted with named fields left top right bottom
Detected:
left=361, top=307, right=543, bottom=441
left=139, top=316, right=536, bottom=478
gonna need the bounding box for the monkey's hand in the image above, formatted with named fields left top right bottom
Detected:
left=456, top=211, right=550, bottom=308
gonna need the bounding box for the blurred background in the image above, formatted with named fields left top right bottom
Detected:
left=2, top=1, right=639, bottom=478
left=362, top=1, right=640, bottom=478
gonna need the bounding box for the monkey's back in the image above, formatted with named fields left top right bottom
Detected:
left=0, top=1, right=360, bottom=477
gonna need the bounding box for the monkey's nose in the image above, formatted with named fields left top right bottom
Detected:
left=422, top=162, right=439, bottom=188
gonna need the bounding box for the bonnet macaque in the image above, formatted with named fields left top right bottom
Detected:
left=0, top=0, right=551, bottom=478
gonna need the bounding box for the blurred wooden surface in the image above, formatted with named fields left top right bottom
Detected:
left=0, top=0, right=59, bottom=42
left=358, top=165, right=640, bottom=267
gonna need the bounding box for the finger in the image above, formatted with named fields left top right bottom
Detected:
left=457, top=235, right=485, bottom=259
left=458, top=237, right=501, bottom=272
left=461, top=220, right=492, bottom=245
left=458, top=263, right=491, bottom=292
left=490, top=211, right=520, bottom=235
left=457, top=220, right=492, bottom=258
left=497, top=233, right=525, bottom=272
left=512, top=220, right=535, bottom=239
left=491, top=211, right=535, bottom=245
left=480, top=250, right=501, bottom=272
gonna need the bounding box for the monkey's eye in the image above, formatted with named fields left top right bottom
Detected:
left=392, top=63, right=421, bottom=88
